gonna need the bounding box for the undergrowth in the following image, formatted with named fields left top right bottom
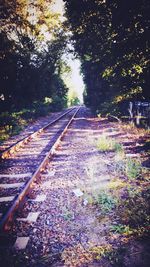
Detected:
left=93, top=191, right=118, bottom=214
left=96, top=135, right=114, bottom=151
left=125, top=158, right=142, bottom=179
left=115, top=157, right=142, bottom=180
left=97, top=135, right=124, bottom=153
left=0, top=100, right=57, bottom=144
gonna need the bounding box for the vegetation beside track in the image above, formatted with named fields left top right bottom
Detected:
left=79, top=123, right=150, bottom=266
left=0, top=0, right=71, bottom=143
left=0, top=97, right=68, bottom=144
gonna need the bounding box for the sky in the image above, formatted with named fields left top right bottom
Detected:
left=67, top=56, right=84, bottom=103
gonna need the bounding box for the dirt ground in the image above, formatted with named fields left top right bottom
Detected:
left=0, top=107, right=150, bottom=267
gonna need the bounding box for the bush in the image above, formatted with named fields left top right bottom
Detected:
left=117, top=189, right=150, bottom=227
left=113, top=142, right=124, bottom=153
left=125, top=158, right=142, bottom=179
left=0, top=112, right=18, bottom=132
left=20, top=109, right=34, bottom=120
left=97, top=135, right=114, bottom=152
left=94, top=191, right=118, bottom=214
left=97, top=135, right=124, bottom=154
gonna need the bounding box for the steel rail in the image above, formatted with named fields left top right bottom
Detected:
left=0, top=107, right=76, bottom=160
left=0, top=106, right=80, bottom=231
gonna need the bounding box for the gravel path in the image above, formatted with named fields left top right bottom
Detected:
left=0, top=106, right=149, bottom=267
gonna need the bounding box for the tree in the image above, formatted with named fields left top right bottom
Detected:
left=65, top=0, right=150, bottom=114
left=0, top=0, right=69, bottom=111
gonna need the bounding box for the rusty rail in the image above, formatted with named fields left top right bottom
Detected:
left=0, top=107, right=76, bottom=160
left=0, top=106, right=80, bottom=231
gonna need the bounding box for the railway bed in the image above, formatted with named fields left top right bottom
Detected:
left=0, top=107, right=80, bottom=231
left=0, top=106, right=149, bottom=267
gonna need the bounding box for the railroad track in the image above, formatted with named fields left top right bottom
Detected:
left=0, top=107, right=76, bottom=160
left=0, top=107, right=80, bottom=231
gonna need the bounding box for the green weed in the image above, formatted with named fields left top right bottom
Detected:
left=94, top=191, right=118, bottom=214
left=115, top=160, right=126, bottom=175
left=110, top=224, right=133, bottom=235
left=125, top=158, right=142, bottom=179
left=96, top=135, right=114, bottom=152
left=113, top=142, right=124, bottom=153
left=90, top=244, right=112, bottom=260
left=97, top=135, right=124, bottom=154
left=115, top=157, right=142, bottom=180
left=117, top=189, right=150, bottom=227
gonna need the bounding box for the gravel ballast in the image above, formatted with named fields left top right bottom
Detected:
left=0, top=107, right=149, bottom=267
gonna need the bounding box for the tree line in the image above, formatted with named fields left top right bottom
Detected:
left=65, top=0, right=150, bottom=115
left=0, top=0, right=69, bottom=113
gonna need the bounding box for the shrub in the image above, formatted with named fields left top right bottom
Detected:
left=113, top=142, right=124, bottom=153
left=97, top=135, right=125, bottom=156
left=20, top=109, right=34, bottom=120
left=117, top=189, right=150, bottom=227
left=110, top=224, right=133, bottom=235
left=97, top=135, right=114, bottom=152
left=125, top=158, right=142, bottom=179
left=94, top=191, right=118, bottom=214
left=0, top=112, right=18, bottom=132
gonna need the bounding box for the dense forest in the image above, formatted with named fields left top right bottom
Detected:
left=0, top=0, right=69, bottom=114
left=65, top=0, right=150, bottom=114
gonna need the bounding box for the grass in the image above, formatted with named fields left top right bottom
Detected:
left=115, top=156, right=142, bottom=180
left=96, top=135, right=114, bottom=151
left=125, top=158, right=142, bottom=179
left=113, top=142, right=124, bottom=153
left=62, top=207, right=74, bottom=221
left=93, top=191, right=118, bottom=214
left=97, top=135, right=124, bottom=154
left=88, top=121, right=149, bottom=266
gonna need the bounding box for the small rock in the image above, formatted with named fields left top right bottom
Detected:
left=73, top=188, right=83, bottom=197
left=83, top=198, right=88, bottom=206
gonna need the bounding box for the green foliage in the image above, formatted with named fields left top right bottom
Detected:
left=106, top=247, right=127, bottom=267
left=94, top=191, right=117, bottom=214
left=20, top=109, right=35, bottom=120
left=0, top=1, right=69, bottom=113
left=115, top=159, right=126, bottom=175
left=110, top=224, right=133, bottom=235
left=115, top=157, right=142, bottom=180
left=125, top=158, right=142, bottom=179
left=89, top=245, right=112, bottom=261
left=0, top=99, right=56, bottom=143
left=62, top=207, right=74, bottom=221
left=113, top=142, right=124, bottom=153
left=117, top=188, right=150, bottom=227
left=65, top=0, right=150, bottom=113
left=70, top=96, right=80, bottom=106
left=97, top=135, right=114, bottom=152
left=97, top=135, right=124, bottom=154
left=68, top=89, right=80, bottom=106
left=0, top=112, right=18, bottom=132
